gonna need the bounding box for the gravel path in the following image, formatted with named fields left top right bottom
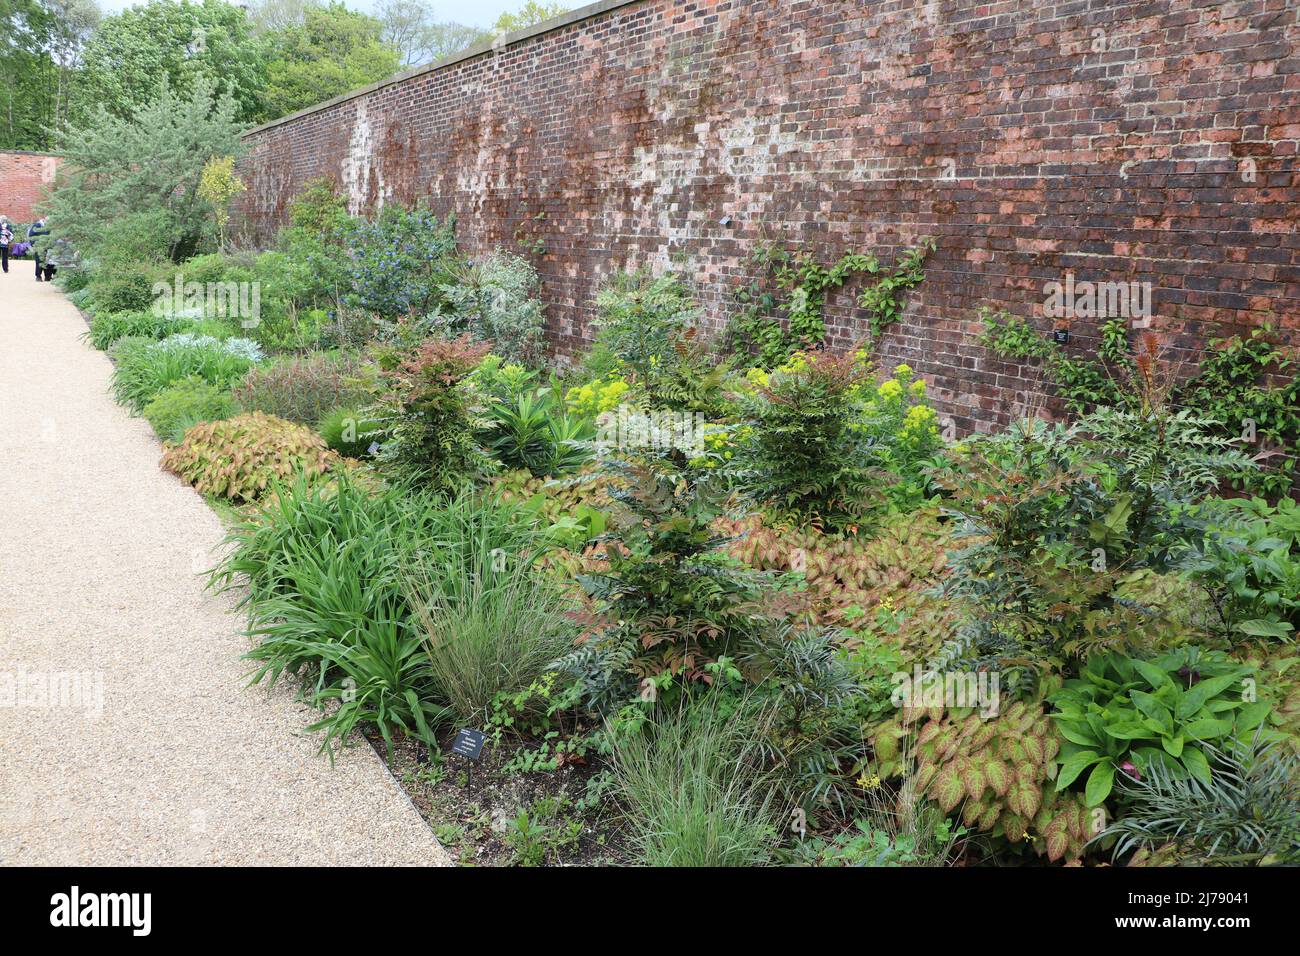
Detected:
left=0, top=267, right=449, bottom=866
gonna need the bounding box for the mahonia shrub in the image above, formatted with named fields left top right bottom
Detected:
left=591, top=270, right=700, bottom=378
left=367, top=334, right=494, bottom=492
left=160, top=412, right=337, bottom=501
left=88, top=261, right=162, bottom=315
left=232, top=353, right=364, bottom=426
left=733, top=349, right=878, bottom=523
left=142, top=377, right=241, bottom=444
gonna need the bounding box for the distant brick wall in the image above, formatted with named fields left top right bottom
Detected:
left=236, top=0, right=1300, bottom=435
left=0, top=151, right=60, bottom=225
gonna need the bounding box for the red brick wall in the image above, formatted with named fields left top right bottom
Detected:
left=235, top=0, right=1300, bottom=435
left=0, top=151, right=61, bottom=225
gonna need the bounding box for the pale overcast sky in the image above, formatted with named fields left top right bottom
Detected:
left=91, top=1, right=529, bottom=28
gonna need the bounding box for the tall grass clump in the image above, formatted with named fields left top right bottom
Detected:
left=210, top=476, right=552, bottom=754
left=610, top=697, right=781, bottom=867
left=407, top=538, right=579, bottom=723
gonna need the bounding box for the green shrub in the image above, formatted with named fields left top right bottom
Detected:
left=142, top=377, right=241, bottom=444
left=564, top=453, right=770, bottom=690
left=346, top=203, right=461, bottom=320
left=231, top=353, right=363, bottom=426
left=317, top=406, right=382, bottom=458
left=160, top=412, right=337, bottom=501
left=86, top=309, right=179, bottom=350
left=592, top=270, right=699, bottom=377
left=88, top=261, right=162, bottom=315
left=440, top=251, right=546, bottom=364
left=110, top=334, right=263, bottom=412
left=733, top=349, right=878, bottom=522
left=367, top=334, right=494, bottom=492
left=1186, top=496, right=1300, bottom=642
left=1050, top=648, right=1271, bottom=806
left=609, top=697, right=780, bottom=866
left=406, top=507, right=578, bottom=722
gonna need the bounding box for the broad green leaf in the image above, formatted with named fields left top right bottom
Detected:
left=1130, top=691, right=1172, bottom=732
left=1182, top=717, right=1233, bottom=740
left=1130, top=658, right=1172, bottom=690
left=1055, top=750, right=1103, bottom=790
left=1103, top=721, right=1154, bottom=740
left=1235, top=619, right=1294, bottom=639
left=1179, top=673, right=1244, bottom=715
left=1084, top=761, right=1115, bottom=807
left=1182, top=746, right=1212, bottom=787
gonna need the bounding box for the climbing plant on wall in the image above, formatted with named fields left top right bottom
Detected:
left=728, top=237, right=936, bottom=368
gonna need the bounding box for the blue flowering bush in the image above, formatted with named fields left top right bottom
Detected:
left=346, top=204, right=461, bottom=321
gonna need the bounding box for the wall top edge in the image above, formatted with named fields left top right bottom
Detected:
left=241, top=0, right=643, bottom=140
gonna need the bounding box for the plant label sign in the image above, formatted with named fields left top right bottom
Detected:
left=451, top=728, right=486, bottom=761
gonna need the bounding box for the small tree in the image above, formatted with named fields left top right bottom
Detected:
left=197, top=155, right=246, bottom=250
left=46, top=76, right=245, bottom=263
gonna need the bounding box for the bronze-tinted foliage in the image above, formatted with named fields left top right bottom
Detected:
left=717, top=510, right=957, bottom=657
left=161, top=412, right=338, bottom=501
left=873, top=700, right=1091, bottom=864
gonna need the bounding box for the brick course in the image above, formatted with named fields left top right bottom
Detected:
left=235, top=0, right=1300, bottom=434
left=0, top=151, right=61, bottom=226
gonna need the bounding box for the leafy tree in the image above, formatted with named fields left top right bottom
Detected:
left=0, top=0, right=95, bottom=150
left=493, top=1, right=569, bottom=34
left=422, top=20, right=490, bottom=61
left=46, top=76, right=244, bottom=262
left=377, top=0, right=487, bottom=66
left=246, top=0, right=312, bottom=33
left=262, top=2, right=400, bottom=118
left=70, top=0, right=268, bottom=126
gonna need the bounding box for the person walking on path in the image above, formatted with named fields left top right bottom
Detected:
left=0, top=217, right=12, bottom=274
left=28, top=217, right=50, bottom=281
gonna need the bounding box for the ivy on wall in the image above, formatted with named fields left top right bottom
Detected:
left=728, top=237, right=936, bottom=368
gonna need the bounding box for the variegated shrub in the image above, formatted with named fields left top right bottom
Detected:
left=161, top=412, right=338, bottom=501
left=872, top=699, right=1093, bottom=863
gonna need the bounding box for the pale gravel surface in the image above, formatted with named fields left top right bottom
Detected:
left=0, top=268, right=448, bottom=866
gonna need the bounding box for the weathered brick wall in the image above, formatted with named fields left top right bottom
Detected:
left=236, top=0, right=1300, bottom=435
left=0, top=151, right=60, bottom=225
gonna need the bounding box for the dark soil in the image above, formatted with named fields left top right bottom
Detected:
left=365, top=726, right=628, bottom=867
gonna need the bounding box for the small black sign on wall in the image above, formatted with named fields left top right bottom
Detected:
left=451, top=728, right=486, bottom=761
left=1053, top=329, right=1070, bottom=345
